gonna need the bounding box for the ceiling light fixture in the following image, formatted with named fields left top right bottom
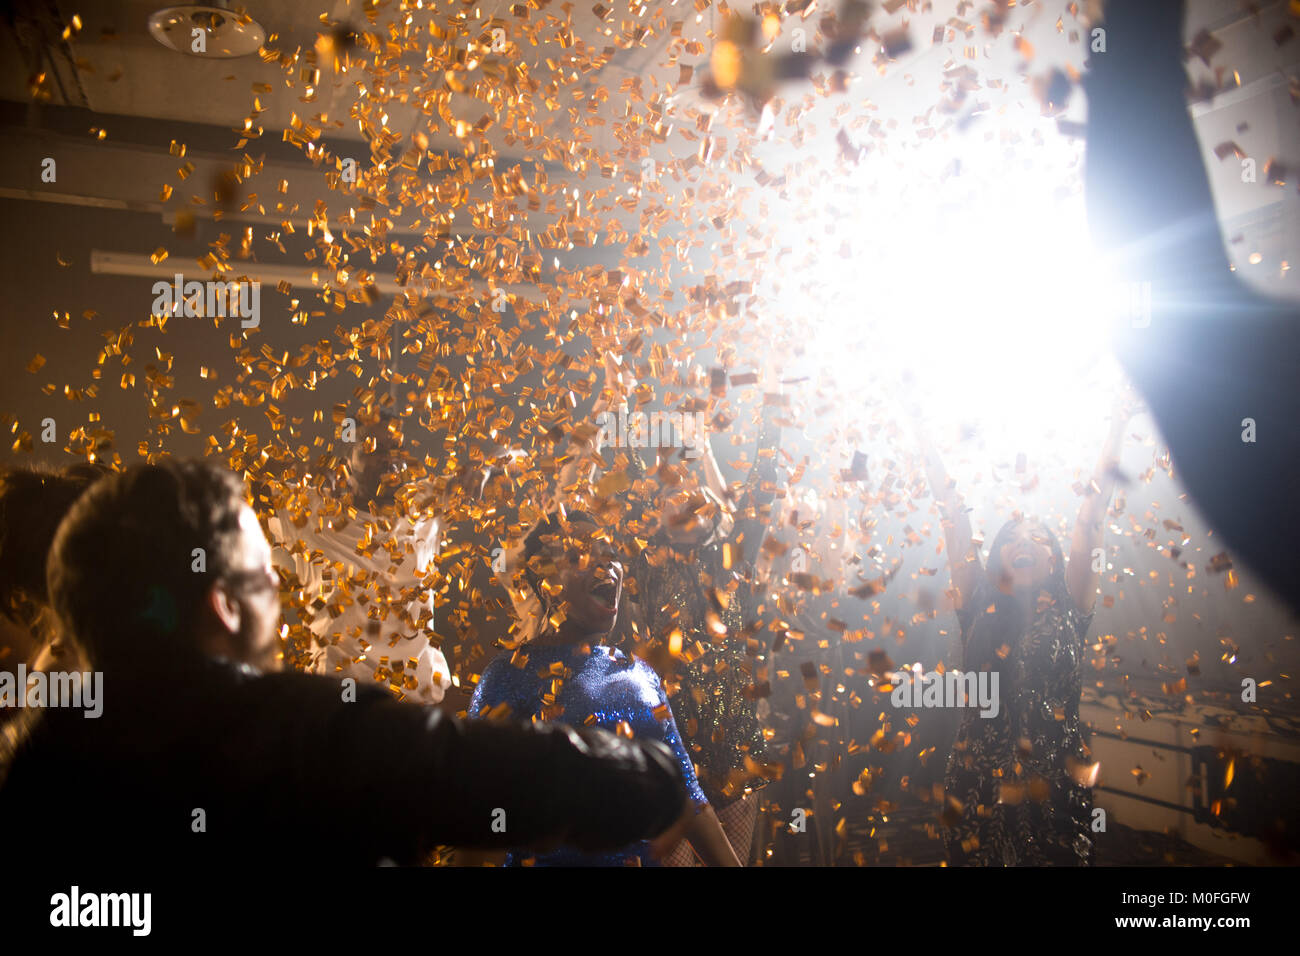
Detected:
left=148, top=2, right=265, bottom=58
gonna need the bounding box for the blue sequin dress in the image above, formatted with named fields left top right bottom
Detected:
left=469, top=641, right=707, bottom=866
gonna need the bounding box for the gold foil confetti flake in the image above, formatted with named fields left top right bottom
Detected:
left=1189, top=29, right=1223, bottom=67
left=482, top=701, right=513, bottom=720
left=704, top=611, right=727, bottom=639
left=1207, top=552, right=1233, bottom=574
left=25, top=354, right=45, bottom=373
left=1214, top=141, right=1245, bottom=161
left=811, top=709, right=837, bottom=727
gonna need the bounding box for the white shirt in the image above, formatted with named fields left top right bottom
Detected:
left=270, top=492, right=450, bottom=704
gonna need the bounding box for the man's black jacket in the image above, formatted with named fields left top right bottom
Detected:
left=0, top=657, right=686, bottom=867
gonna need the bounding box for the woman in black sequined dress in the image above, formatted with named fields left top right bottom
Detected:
left=943, top=518, right=1096, bottom=866
left=619, top=408, right=779, bottom=865
left=918, top=399, right=1135, bottom=866
left=626, top=495, right=769, bottom=856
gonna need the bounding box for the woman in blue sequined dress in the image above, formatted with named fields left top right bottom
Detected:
left=470, top=510, right=741, bottom=866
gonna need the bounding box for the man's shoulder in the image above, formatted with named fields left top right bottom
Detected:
left=235, top=666, right=392, bottom=708
left=198, top=666, right=428, bottom=767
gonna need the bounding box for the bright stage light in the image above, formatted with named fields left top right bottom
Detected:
left=752, top=118, right=1131, bottom=506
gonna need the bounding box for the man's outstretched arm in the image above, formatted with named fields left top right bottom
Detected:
left=305, top=686, right=689, bottom=863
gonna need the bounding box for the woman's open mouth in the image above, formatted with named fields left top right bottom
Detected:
left=590, top=579, right=619, bottom=608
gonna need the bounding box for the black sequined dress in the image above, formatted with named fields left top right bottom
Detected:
left=942, top=581, right=1096, bottom=866
left=630, top=536, right=766, bottom=807
left=618, top=405, right=779, bottom=808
